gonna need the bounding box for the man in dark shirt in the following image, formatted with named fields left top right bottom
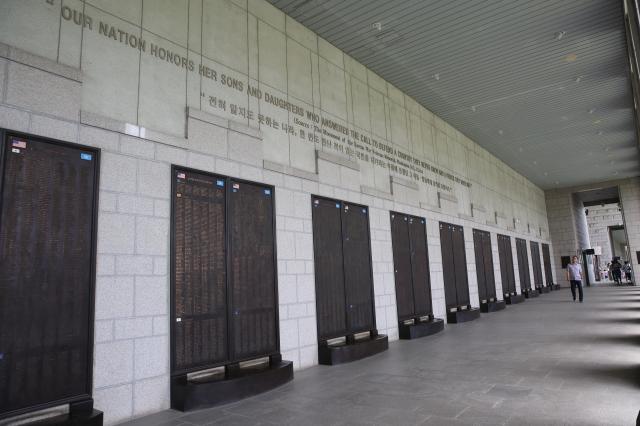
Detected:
left=611, top=258, right=622, bottom=285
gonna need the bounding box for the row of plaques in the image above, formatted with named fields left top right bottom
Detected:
left=0, top=129, right=556, bottom=421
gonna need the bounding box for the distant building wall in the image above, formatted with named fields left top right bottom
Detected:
left=546, top=180, right=640, bottom=286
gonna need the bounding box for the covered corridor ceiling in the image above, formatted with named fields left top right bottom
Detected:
left=268, top=0, right=640, bottom=189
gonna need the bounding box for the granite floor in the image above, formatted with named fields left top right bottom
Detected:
left=123, top=286, right=640, bottom=426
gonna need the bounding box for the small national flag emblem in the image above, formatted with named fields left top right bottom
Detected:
left=12, top=140, right=26, bottom=149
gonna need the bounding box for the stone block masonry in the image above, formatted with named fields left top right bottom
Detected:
left=0, top=2, right=554, bottom=422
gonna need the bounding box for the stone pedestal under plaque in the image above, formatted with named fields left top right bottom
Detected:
left=15, top=400, right=103, bottom=426
left=480, top=300, right=506, bottom=313
left=25, top=410, right=103, bottom=426
left=446, top=308, right=480, bottom=323
left=505, top=294, right=525, bottom=304
left=171, top=358, right=293, bottom=411
left=318, top=334, right=388, bottom=365
left=399, top=318, right=444, bottom=339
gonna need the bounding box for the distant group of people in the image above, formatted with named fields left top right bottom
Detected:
left=602, top=257, right=632, bottom=285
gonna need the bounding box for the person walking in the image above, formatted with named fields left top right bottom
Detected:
left=624, top=261, right=632, bottom=284
left=611, top=258, right=622, bottom=285
left=566, top=256, right=584, bottom=302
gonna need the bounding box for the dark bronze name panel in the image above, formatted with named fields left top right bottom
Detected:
left=497, top=234, right=517, bottom=296
left=0, top=131, right=100, bottom=419
left=171, top=168, right=279, bottom=376
left=228, top=179, right=277, bottom=360
left=530, top=241, right=543, bottom=288
left=516, top=238, right=531, bottom=292
left=542, top=243, right=554, bottom=285
left=390, top=212, right=433, bottom=321
left=473, top=229, right=496, bottom=302
left=173, top=170, right=228, bottom=373
left=311, top=196, right=376, bottom=341
left=439, top=222, right=470, bottom=310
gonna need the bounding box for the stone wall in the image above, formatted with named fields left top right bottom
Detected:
left=0, top=0, right=550, bottom=230
left=0, top=1, right=555, bottom=424
left=587, top=203, right=624, bottom=263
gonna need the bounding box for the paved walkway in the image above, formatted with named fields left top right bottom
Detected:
left=124, top=286, right=640, bottom=425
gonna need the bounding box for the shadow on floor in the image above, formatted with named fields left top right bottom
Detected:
left=584, top=317, right=640, bottom=325
left=560, top=334, right=640, bottom=346
left=555, top=363, right=640, bottom=389
left=593, top=306, right=640, bottom=312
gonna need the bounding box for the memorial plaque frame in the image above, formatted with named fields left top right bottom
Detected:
left=311, top=196, right=349, bottom=341
left=440, top=222, right=459, bottom=310
left=0, top=130, right=100, bottom=421
left=408, top=215, right=433, bottom=318
left=516, top=238, right=532, bottom=293
left=170, top=166, right=281, bottom=377
left=497, top=234, right=517, bottom=296
left=341, top=200, right=376, bottom=335
left=391, top=213, right=415, bottom=321
left=390, top=212, right=434, bottom=321
left=530, top=241, right=544, bottom=289
left=452, top=225, right=470, bottom=307
left=391, top=212, right=443, bottom=338
left=440, top=222, right=471, bottom=309
left=171, top=167, right=229, bottom=376
left=311, top=195, right=387, bottom=363
left=542, top=243, right=554, bottom=286
left=228, top=178, right=279, bottom=361
left=311, top=195, right=377, bottom=341
left=473, top=229, right=497, bottom=303
left=439, top=222, right=479, bottom=322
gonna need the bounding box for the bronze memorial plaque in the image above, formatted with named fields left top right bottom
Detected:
left=172, top=169, right=279, bottom=376
left=0, top=134, right=99, bottom=417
